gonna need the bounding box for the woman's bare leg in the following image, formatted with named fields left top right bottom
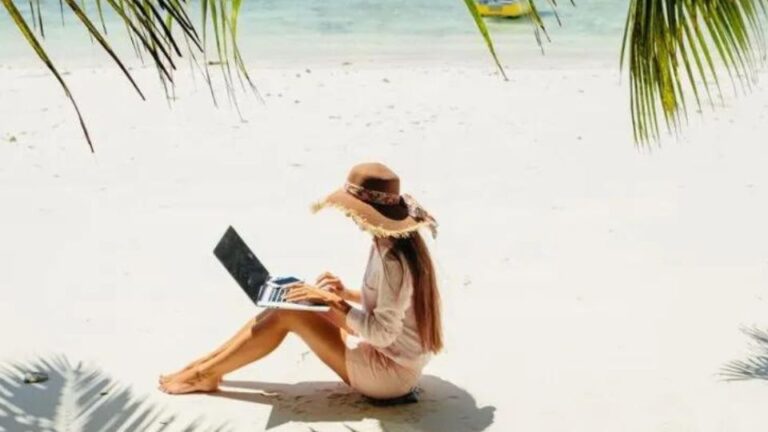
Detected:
left=159, top=311, right=271, bottom=383
left=159, top=310, right=348, bottom=394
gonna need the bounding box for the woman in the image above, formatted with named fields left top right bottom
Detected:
left=159, top=162, right=443, bottom=399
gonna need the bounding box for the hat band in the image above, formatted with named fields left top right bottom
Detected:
left=345, top=182, right=401, bottom=206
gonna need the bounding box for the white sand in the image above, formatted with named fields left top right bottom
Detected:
left=2, top=54, right=768, bottom=431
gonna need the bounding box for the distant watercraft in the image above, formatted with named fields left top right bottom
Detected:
left=475, top=0, right=531, bottom=18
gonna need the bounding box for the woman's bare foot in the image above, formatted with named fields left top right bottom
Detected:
left=159, top=371, right=222, bottom=386
left=159, top=352, right=225, bottom=384
left=159, top=360, right=206, bottom=384
left=159, top=370, right=220, bottom=395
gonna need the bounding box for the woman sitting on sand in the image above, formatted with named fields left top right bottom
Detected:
left=159, top=162, right=443, bottom=399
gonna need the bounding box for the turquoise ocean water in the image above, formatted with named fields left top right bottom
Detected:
left=0, top=0, right=629, bottom=66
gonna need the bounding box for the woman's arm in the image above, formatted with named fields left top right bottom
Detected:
left=344, top=252, right=411, bottom=348
left=316, top=272, right=362, bottom=305
left=284, top=284, right=355, bottom=332
left=324, top=297, right=354, bottom=332
left=341, top=289, right=362, bottom=304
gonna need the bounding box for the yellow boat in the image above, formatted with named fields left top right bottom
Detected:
left=475, top=0, right=531, bottom=18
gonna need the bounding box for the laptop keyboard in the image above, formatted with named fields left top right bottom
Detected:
left=256, top=279, right=328, bottom=311
left=262, top=278, right=302, bottom=304
left=270, top=286, right=285, bottom=302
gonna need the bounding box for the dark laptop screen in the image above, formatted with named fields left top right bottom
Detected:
left=213, top=226, right=270, bottom=304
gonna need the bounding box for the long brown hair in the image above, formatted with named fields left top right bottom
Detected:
left=392, top=232, right=443, bottom=353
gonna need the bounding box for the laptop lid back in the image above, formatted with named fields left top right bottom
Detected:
left=214, top=226, right=270, bottom=304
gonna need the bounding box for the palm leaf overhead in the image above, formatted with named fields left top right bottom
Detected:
left=1, top=0, right=252, bottom=152
left=3, top=0, right=768, bottom=150
left=621, top=0, right=768, bottom=144
left=2, top=0, right=95, bottom=150
left=465, top=0, right=768, bottom=145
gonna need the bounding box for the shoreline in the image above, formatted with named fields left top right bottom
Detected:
left=0, top=32, right=621, bottom=71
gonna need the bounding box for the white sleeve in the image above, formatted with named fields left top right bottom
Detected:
left=346, top=251, right=411, bottom=348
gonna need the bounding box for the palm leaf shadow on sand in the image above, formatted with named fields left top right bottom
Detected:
left=0, top=355, right=230, bottom=432
left=211, top=375, right=495, bottom=431
left=721, top=327, right=768, bottom=381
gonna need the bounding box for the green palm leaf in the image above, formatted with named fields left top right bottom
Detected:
left=465, top=0, right=768, bottom=145
left=1, top=0, right=94, bottom=152
left=622, top=0, right=765, bottom=144
left=3, top=0, right=767, bottom=149
left=63, top=0, right=145, bottom=99
left=621, top=0, right=767, bottom=144
left=3, top=0, right=250, bottom=151
left=462, top=0, right=509, bottom=80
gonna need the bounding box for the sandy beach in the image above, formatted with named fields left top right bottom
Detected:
left=2, top=35, right=768, bottom=431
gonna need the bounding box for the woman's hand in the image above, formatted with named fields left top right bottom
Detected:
left=285, top=283, right=341, bottom=306
left=316, top=272, right=347, bottom=297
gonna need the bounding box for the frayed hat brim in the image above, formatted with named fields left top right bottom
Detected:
left=311, top=195, right=432, bottom=238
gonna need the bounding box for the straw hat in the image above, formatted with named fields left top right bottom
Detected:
left=311, top=162, right=438, bottom=238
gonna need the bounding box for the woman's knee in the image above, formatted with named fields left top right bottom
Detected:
left=250, top=310, right=275, bottom=328
left=248, top=310, right=287, bottom=334
left=281, top=310, right=332, bottom=335
left=269, top=309, right=306, bottom=330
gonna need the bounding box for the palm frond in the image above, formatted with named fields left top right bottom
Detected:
left=6, top=0, right=768, bottom=150
left=4, top=0, right=252, bottom=152
left=64, top=0, right=145, bottom=98
left=622, top=0, right=768, bottom=145
left=465, top=0, right=767, bottom=145
left=462, top=0, right=564, bottom=79
left=462, top=0, right=510, bottom=80
left=1, top=0, right=94, bottom=151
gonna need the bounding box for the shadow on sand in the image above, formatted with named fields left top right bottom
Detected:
left=1, top=356, right=493, bottom=431
left=211, top=375, right=495, bottom=431
left=721, top=326, right=768, bottom=381
left=0, top=355, right=229, bottom=432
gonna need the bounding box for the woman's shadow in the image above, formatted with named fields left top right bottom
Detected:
left=210, top=375, right=495, bottom=431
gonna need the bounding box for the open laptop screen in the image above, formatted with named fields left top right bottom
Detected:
left=213, top=226, right=270, bottom=304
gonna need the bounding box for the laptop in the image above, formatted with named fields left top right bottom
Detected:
left=214, top=226, right=330, bottom=312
